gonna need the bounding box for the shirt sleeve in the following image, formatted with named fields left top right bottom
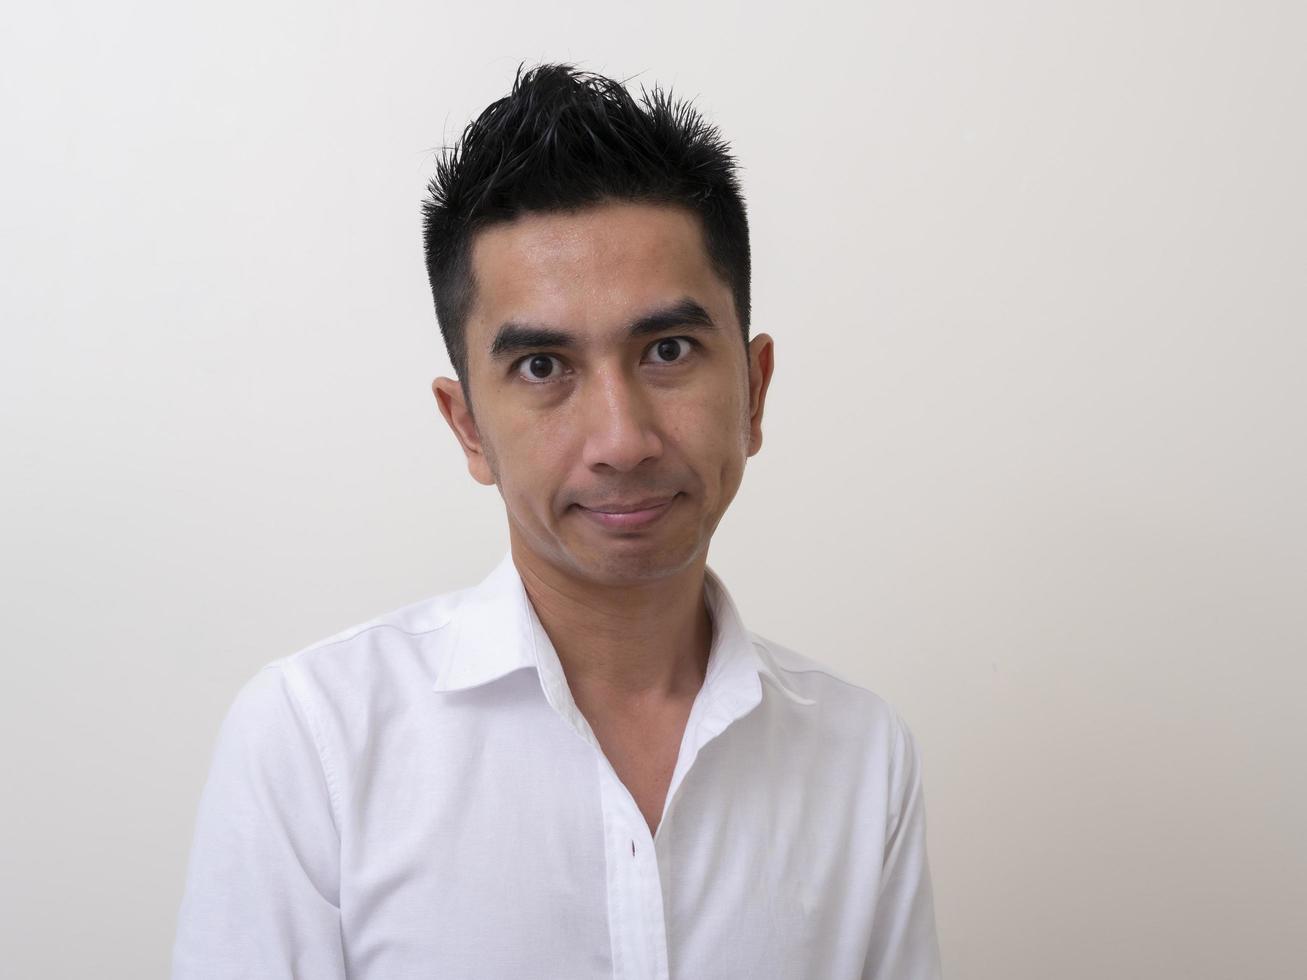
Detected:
left=863, top=709, right=944, bottom=980
left=171, top=663, right=347, bottom=980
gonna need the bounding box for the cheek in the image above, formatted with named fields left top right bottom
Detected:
left=674, top=385, right=748, bottom=481
left=494, top=415, right=573, bottom=496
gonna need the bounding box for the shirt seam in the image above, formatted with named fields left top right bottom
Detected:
left=772, top=660, right=870, bottom=690
left=301, top=618, right=453, bottom=656
left=273, top=662, right=345, bottom=847
left=878, top=704, right=907, bottom=905
left=757, top=639, right=896, bottom=706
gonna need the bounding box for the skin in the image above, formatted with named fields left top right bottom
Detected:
left=433, top=200, right=774, bottom=833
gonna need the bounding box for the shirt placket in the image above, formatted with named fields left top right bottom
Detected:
left=599, top=758, right=669, bottom=980
left=529, top=652, right=672, bottom=980
left=525, top=594, right=766, bottom=980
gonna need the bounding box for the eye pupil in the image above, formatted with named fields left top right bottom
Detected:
left=527, top=355, right=553, bottom=379
left=656, top=338, right=681, bottom=361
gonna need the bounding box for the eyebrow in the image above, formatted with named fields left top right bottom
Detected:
left=488, top=297, right=718, bottom=362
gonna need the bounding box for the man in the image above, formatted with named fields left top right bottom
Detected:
left=172, top=63, right=943, bottom=979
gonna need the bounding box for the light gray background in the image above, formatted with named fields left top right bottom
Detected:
left=2, top=1, right=1303, bottom=976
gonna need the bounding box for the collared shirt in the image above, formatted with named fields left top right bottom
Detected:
left=172, top=549, right=943, bottom=979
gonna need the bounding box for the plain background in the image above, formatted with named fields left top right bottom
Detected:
left=2, top=1, right=1303, bottom=976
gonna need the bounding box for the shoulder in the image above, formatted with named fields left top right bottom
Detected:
left=748, top=631, right=930, bottom=828
left=750, top=630, right=900, bottom=714
left=245, top=583, right=472, bottom=726
left=749, top=629, right=919, bottom=749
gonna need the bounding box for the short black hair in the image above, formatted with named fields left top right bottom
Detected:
left=421, top=62, right=751, bottom=411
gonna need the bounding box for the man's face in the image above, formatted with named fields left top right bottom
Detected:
left=433, top=200, right=774, bottom=587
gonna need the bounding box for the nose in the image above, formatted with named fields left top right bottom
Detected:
left=578, top=366, right=664, bottom=473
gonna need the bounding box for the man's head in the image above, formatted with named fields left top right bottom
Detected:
left=422, top=64, right=774, bottom=587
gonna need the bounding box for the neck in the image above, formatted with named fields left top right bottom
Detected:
left=510, top=542, right=714, bottom=708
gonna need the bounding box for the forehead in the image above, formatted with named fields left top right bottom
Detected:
left=465, top=201, right=733, bottom=345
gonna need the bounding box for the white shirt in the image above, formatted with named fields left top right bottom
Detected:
left=172, top=549, right=943, bottom=979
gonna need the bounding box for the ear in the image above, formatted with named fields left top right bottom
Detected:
left=432, top=377, right=496, bottom=486
left=745, top=334, right=775, bottom=457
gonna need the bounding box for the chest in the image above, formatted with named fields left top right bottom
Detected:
left=331, top=677, right=887, bottom=979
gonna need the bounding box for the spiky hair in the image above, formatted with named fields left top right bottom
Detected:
left=420, top=62, right=751, bottom=405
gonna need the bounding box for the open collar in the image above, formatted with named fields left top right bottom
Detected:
left=431, top=549, right=815, bottom=715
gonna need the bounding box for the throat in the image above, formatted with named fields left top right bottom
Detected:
left=585, top=696, right=697, bottom=838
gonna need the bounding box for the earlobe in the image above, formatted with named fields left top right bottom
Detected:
left=432, top=377, right=496, bottom=486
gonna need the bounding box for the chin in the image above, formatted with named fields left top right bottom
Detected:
left=567, top=535, right=704, bottom=586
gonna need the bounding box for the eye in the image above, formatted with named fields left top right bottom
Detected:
left=514, top=353, right=566, bottom=384
left=645, top=336, right=696, bottom=365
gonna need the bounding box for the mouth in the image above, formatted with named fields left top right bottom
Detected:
left=574, top=494, right=679, bottom=530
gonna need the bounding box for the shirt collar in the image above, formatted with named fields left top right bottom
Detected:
left=431, top=549, right=815, bottom=712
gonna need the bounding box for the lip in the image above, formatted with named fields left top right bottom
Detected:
left=575, top=495, right=678, bottom=530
